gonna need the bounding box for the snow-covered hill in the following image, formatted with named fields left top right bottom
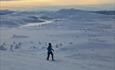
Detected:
left=0, top=9, right=115, bottom=70
left=0, top=9, right=114, bottom=27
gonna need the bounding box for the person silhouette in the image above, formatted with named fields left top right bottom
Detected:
left=47, top=43, right=54, bottom=61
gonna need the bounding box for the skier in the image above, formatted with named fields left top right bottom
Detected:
left=47, top=43, right=54, bottom=61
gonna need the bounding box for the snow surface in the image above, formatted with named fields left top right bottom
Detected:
left=0, top=9, right=115, bottom=70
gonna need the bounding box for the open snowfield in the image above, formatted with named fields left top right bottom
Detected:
left=0, top=9, right=115, bottom=70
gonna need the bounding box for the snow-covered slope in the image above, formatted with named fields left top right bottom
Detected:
left=0, top=9, right=114, bottom=27
left=0, top=10, right=45, bottom=27
left=0, top=9, right=115, bottom=70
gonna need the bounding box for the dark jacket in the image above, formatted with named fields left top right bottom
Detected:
left=47, top=46, right=54, bottom=53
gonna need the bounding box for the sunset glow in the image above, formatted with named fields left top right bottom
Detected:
left=0, top=0, right=115, bottom=9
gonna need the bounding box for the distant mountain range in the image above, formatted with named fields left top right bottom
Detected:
left=92, top=11, right=115, bottom=15
left=0, top=9, right=115, bottom=15
left=56, top=8, right=115, bottom=15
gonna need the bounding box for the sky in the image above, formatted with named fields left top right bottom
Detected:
left=0, top=0, right=115, bottom=10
